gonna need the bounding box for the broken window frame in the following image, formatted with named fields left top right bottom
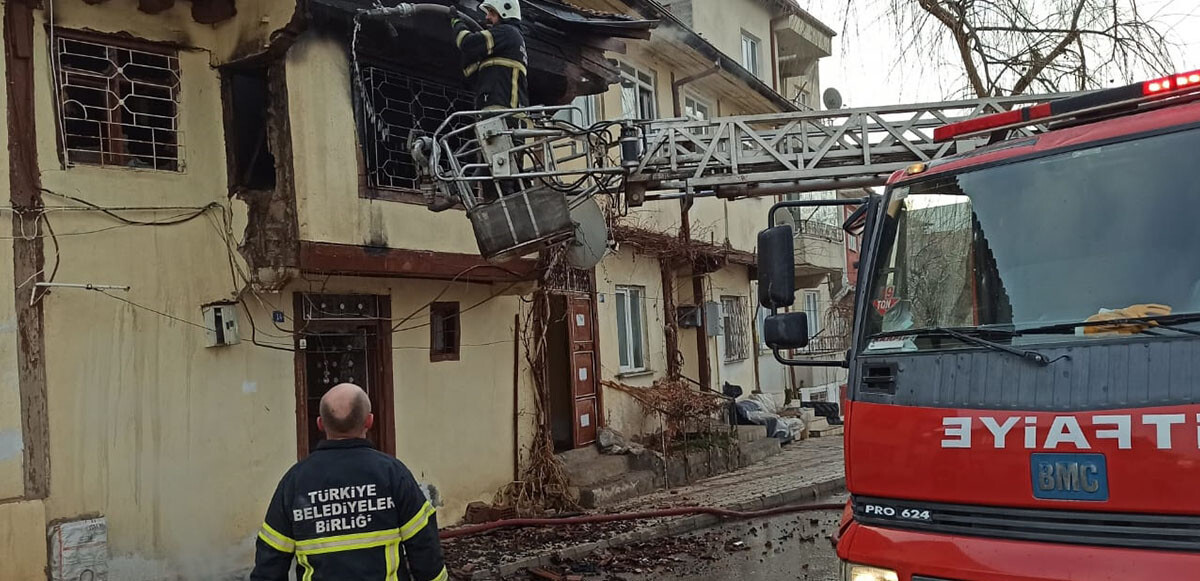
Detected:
left=52, top=29, right=183, bottom=172
left=614, top=285, right=648, bottom=373
left=221, top=65, right=277, bottom=191
left=721, top=295, right=750, bottom=362
left=430, top=302, right=461, bottom=362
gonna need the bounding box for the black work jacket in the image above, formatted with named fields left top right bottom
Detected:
left=250, top=439, right=446, bottom=581
left=452, top=17, right=529, bottom=110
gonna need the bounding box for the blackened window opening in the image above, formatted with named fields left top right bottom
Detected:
left=357, top=64, right=476, bottom=191
left=430, top=302, right=461, bottom=362
left=226, top=67, right=277, bottom=189
left=55, top=33, right=182, bottom=171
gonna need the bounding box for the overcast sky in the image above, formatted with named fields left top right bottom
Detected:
left=793, top=0, right=1200, bottom=108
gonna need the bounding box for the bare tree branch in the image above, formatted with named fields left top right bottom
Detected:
left=874, top=0, right=1182, bottom=97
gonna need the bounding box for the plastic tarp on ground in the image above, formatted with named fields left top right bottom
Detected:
left=735, top=393, right=808, bottom=443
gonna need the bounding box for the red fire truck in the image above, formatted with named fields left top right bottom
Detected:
left=416, top=49, right=1200, bottom=580
left=755, top=68, right=1200, bottom=580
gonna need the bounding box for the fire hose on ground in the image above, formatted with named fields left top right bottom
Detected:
left=439, top=501, right=846, bottom=540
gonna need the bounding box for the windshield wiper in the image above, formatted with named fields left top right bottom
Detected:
left=1017, top=312, right=1200, bottom=337
left=870, top=327, right=1055, bottom=366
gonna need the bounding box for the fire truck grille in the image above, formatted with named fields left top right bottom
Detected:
left=852, top=496, right=1200, bottom=552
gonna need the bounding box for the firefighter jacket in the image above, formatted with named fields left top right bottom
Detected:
left=250, top=438, right=447, bottom=581
left=452, top=17, right=529, bottom=110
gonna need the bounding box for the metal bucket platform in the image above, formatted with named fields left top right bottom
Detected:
left=467, top=189, right=575, bottom=262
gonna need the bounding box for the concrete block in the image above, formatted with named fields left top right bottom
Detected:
left=739, top=436, right=783, bottom=466
left=735, top=425, right=767, bottom=443
left=560, top=451, right=632, bottom=488
left=810, top=425, right=844, bottom=438
left=577, top=470, right=657, bottom=508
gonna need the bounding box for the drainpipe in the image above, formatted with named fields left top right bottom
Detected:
left=670, top=63, right=720, bottom=393
left=671, top=63, right=721, bottom=117
left=680, top=208, right=712, bottom=392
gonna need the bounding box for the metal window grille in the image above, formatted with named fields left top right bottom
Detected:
left=358, top=64, right=475, bottom=191
left=721, top=296, right=750, bottom=362
left=55, top=34, right=182, bottom=171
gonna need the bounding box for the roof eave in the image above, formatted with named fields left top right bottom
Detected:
left=625, top=0, right=797, bottom=112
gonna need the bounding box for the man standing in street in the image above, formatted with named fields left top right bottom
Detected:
left=251, top=383, right=447, bottom=581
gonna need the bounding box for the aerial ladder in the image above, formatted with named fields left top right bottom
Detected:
left=408, top=92, right=1078, bottom=264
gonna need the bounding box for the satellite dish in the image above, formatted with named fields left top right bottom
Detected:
left=566, top=196, right=609, bottom=270
left=823, top=87, right=844, bottom=110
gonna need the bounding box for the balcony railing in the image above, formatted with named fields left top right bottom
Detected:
left=794, top=219, right=844, bottom=242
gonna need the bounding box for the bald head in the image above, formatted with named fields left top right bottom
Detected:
left=319, top=383, right=373, bottom=439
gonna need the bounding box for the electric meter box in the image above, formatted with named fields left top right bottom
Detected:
left=202, top=302, right=240, bottom=347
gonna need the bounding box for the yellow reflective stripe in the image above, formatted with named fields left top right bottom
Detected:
left=430, top=566, right=449, bottom=581
left=464, top=57, right=527, bottom=78
left=482, top=30, right=495, bottom=54
left=295, top=528, right=402, bottom=555
left=511, top=67, right=519, bottom=108
left=482, top=57, right=526, bottom=75
left=385, top=541, right=401, bottom=581
left=295, top=527, right=401, bottom=547
left=258, top=522, right=296, bottom=553
left=400, top=501, right=436, bottom=541
left=297, top=553, right=315, bottom=581
left=455, top=29, right=470, bottom=47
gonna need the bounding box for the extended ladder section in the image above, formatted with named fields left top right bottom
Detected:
left=412, top=93, right=1075, bottom=212
left=409, top=69, right=1200, bottom=262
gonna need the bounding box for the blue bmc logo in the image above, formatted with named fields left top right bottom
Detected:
left=1031, top=453, right=1109, bottom=501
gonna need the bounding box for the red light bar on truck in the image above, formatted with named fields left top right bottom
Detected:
left=934, top=68, right=1200, bottom=142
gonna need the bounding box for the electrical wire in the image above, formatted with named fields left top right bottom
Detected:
left=94, top=289, right=210, bottom=330
left=33, top=213, right=62, bottom=304
left=40, top=188, right=219, bottom=226
left=391, top=281, right=521, bottom=335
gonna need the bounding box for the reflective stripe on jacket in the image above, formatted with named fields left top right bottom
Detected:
left=452, top=18, right=529, bottom=110
left=250, top=439, right=447, bottom=581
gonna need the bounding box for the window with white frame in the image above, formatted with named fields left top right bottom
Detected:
left=683, top=95, right=710, bottom=122
left=756, top=306, right=770, bottom=351
left=803, top=291, right=822, bottom=339
left=619, top=63, right=657, bottom=120
left=741, top=32, right=762, bottom=79
left=615, top=286, right=648, bottom=372
left=55, top=32, right=182, bottom=171
left=721, top=296, right=750, bottom=362
left=554, top=94, right=598, bottom=128
left=683, top=94, right=712, bottom=136
left=847, top=233, right=858, bottom=252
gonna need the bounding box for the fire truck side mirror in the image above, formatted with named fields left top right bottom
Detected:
left=764, top=312, right=809, bottom=350
left=758, top=225, right=796, bottom=309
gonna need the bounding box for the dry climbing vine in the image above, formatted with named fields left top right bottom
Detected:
left=494, top=247, right=581, bottom=516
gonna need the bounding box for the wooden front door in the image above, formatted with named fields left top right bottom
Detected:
left=568, top=295, right=600, bottom=447
left=294, top=293, right=396, bottom=458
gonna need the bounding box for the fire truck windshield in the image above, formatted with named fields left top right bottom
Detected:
left=864, top=124, right=1200, bottom=351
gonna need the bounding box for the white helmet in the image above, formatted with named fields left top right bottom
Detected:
left=480, top=0, right=521, bottom=21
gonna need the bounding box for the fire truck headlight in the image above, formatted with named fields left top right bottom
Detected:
left=842, top=562, right=900, bottom=581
